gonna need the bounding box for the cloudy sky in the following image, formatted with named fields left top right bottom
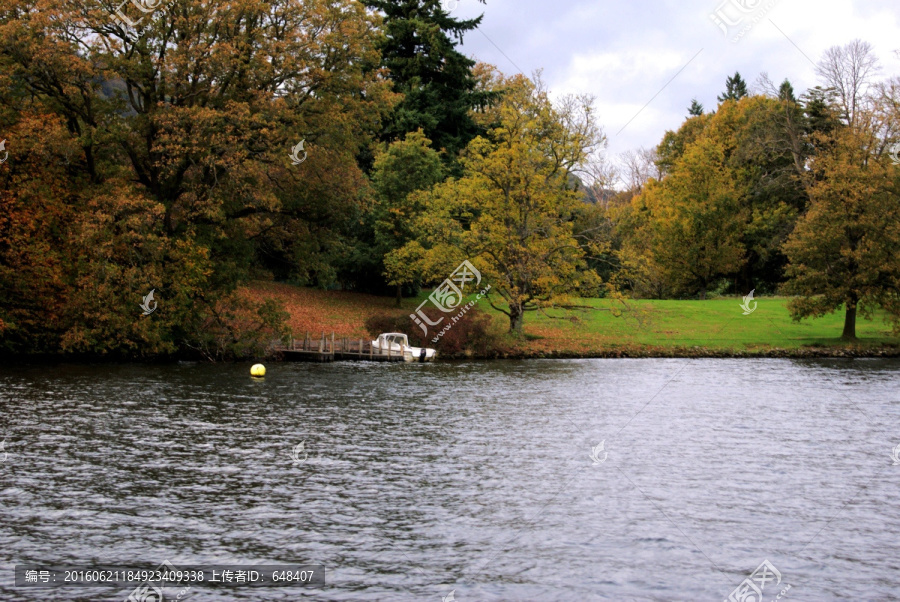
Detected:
left=455, top=0, right=900, bottom=158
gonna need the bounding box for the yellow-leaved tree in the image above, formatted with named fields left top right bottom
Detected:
left=620, top=138, right=746, bottom=299
left=389, top=69, right=607, bottom=334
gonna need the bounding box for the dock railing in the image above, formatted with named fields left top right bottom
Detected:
left=276, top=332, right=406, bottom=362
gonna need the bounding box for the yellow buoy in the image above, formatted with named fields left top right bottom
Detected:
left=250, top=363, right=266, bottom=377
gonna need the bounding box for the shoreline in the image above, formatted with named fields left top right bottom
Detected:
left=3, top=344, right=899, bottom=365
left=464, top=345, right=900, bottom=360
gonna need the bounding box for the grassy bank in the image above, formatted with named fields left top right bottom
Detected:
left=244, top=281, right=900, bottom=358
left=506, top=297, right=899, bottom=357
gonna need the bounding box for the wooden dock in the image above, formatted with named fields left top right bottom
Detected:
left=276, top=332, right=407, bottom=363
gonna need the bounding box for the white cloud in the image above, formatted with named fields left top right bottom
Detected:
left=459, top=0, right=900, bottom=158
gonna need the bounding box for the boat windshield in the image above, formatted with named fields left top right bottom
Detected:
left=380, top=334, right=408, bottom=348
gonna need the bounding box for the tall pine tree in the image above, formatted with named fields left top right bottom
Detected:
left=688, top=98, right=704, bottom=116
left=778, top=79, right=796, bottom=102
left=717, top=72, right=749, bottom=103
left=365, top=0, right=492, bottom=165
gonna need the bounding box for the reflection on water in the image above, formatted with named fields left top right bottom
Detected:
left=1, top=359, right=899, bottom=600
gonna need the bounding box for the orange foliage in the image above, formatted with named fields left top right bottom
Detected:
left=237, top=282, right=404, bottom=339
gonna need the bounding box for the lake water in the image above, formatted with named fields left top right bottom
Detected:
left=1, top=359, right=899, bottom=601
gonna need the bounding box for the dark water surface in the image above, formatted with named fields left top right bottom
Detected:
left=1, top=359, right=899, bottom=601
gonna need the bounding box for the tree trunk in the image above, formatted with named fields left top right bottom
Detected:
left=509, top=304, right=524, bottom=336
left=740, top=261, right=751, bottom=296
left=164, top=204, right=175, bottom=234
left=841, top=295, right=858, bottom=340
left=395, top=284, right=402, bottom=307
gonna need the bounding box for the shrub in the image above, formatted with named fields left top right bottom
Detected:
left=365, top=307, right=506, bottom=357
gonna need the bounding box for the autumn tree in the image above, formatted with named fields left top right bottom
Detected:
left=0, top=0, right=393, bottom=356
left=392, top=70, right=606, bottom=334
left=656, top=112, right=711, bottom=175
left=783, top=127, right=900, bottom=339
left=648, top=95, right=809, bottom=294
left=0, top=114, right=77, bottom=352
left=621, top=139, right=745, bottom=298
left=783, top=43, right=900, bottom=339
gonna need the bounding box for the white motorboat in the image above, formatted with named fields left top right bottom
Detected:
left=371, top=333, right=437, bottom=362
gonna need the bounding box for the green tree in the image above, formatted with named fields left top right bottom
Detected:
left=688, top=98, right=705, bottom=117
left=711, top=96, right=806, bottom=291
left=802, top=86, right=842, bottom=137
left=371, top=130, right=445, bottom=304
left=778, top=79, right=797, bottom=103
left=718, top=71, right=749, bottom=103
left=364, top=0, right=492, bottom=167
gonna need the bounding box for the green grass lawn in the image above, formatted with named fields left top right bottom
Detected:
left=249, top=282, right=900, bottom=356
left=454, top=294, right=900, bottom=354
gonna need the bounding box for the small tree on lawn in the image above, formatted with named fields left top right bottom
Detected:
left=783, top=41, right=900, bottom=340
left=398, top=70, right=607, bottom=335
left=782, top=127, right=900, bottom=339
